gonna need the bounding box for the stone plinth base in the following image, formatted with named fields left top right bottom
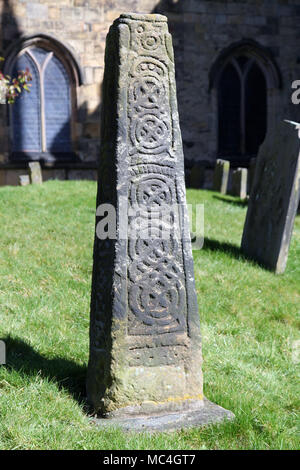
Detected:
left=90, top=398, right=234, bottom=433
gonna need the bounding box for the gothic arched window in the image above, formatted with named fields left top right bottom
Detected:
left=210, top=41, right=281, bottom=164
left=6, top=37, right=82, bottom=162
left=218, top=56, right=267, bottom=159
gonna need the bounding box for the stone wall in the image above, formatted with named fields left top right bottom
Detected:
left=0, top=0, right=299, bottom=181
left=0, top=0, right=158, bottom=167
left=155, top=0, right=300, bottom=164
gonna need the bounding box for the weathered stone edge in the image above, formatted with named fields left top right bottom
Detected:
left=89, top=398, right=235, bottom=433
left=118, top=13, right=167, bottom=22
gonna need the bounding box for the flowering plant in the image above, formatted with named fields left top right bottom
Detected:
left=0, top=57, right=32, bottom=104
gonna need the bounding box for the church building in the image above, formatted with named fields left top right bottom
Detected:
left=0, top=0, right=299, bottom=185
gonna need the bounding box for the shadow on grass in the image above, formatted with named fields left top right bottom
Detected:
left=2, top=335, right=89, bottom=411
left=213, top=195, right=249, bottom=208
left=203, top=237, right=244, bottom=261
left=203, top=238, right=267, bottom=271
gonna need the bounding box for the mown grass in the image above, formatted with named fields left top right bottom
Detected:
left=0, top=181, right=299, bottom=450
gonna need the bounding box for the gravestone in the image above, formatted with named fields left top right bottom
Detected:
left=231, top=168, right=247, bottom=199
left=0, top=340, right=5, bottom=365
left=28, top=162, right=43, bottom=185
left=213, top=159, right=229, bottom=194
left=19, top=174, right=30, bottom=186
left=86, top=13, right=233, bottom=431
left=241, top=121, right=300, bottom=274
left=190, top=164, right=205, bottom=189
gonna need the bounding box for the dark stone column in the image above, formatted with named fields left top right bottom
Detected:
left=87, top=13, right=233, bottom=431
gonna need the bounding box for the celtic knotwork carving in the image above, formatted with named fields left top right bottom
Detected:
left=124, top=18, right=187, bottom=336
left=128, top=46, right=173, bottom=161
left=129, top=237, right=178, bottom=267
left=128, top=172, right=186, bottom=335
left=128, top=236, right=185, bottom=334
left=130, top=77, right=166, bottom=111
left=129, top=261, right=185, bottom=332
left=130, top=112, right=170, bottom=154
left=130, top=174, right=175, bottom=209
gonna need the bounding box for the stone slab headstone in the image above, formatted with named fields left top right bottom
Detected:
left=86, top=13, right=233, bottom=431
left=190, top=164, right=205, bottom=189
left=19, top=174, right=30, bottom=186
left=213, top=158, right=229, bottom=194
left=28, top=162, right=43, bottom=185
left=231, top=168, right=248, bottom=199
left=241, top=121, right=300, bottom=274
left=0, top=340, right=5, bottom=365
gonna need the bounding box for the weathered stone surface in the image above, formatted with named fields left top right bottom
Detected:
left=190, top=164, right=205, bottom=189
left=28, top=162, right=43, bottom=185
left=87, top=13, right=233, bottom=427
left=241, top=121, right=300, bottom=274
left=231, top=168, right=247, bottom=199
left=90, top=398, right=234, bottom=433
left=18, top=174, right=30, bottom=186
left=213, top=159, right=229, bottom=194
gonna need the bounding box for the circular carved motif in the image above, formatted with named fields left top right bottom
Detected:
left=129, top=263, right=184, bottom=328
left=140, top=32, right=161, bottom=51
left=127, top=173, right=185, bottom=333
left=128, top=236, right=185, bottom=329
left=132, top=78, right=165, bottom=110
left=136, top=24, right=145, bottom=34
left=130, top=175, right=175, bottom=211
left=133, top=114, right=169, bottom=152
left=139, top=178, right=171, bottom=206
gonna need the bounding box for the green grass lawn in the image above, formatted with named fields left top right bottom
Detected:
left=0, top=181, right=299, bottom=450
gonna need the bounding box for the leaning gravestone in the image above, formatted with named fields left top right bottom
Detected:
left=28, top=162, right=43, bottom=185
left=86, top=13, right=233, bottom=431
left=241, top=120, right=300, bottom=274
left=231, top=168, right=247, bottom=199
left=213, top=159, right=229, bottom=194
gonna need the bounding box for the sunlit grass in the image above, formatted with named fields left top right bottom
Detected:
left=0, top=181, right=299, bottom=449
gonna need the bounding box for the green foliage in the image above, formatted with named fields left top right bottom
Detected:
left=0, top=56, right=32, bottom=104
left=0, top=182, right=299, bottom=449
